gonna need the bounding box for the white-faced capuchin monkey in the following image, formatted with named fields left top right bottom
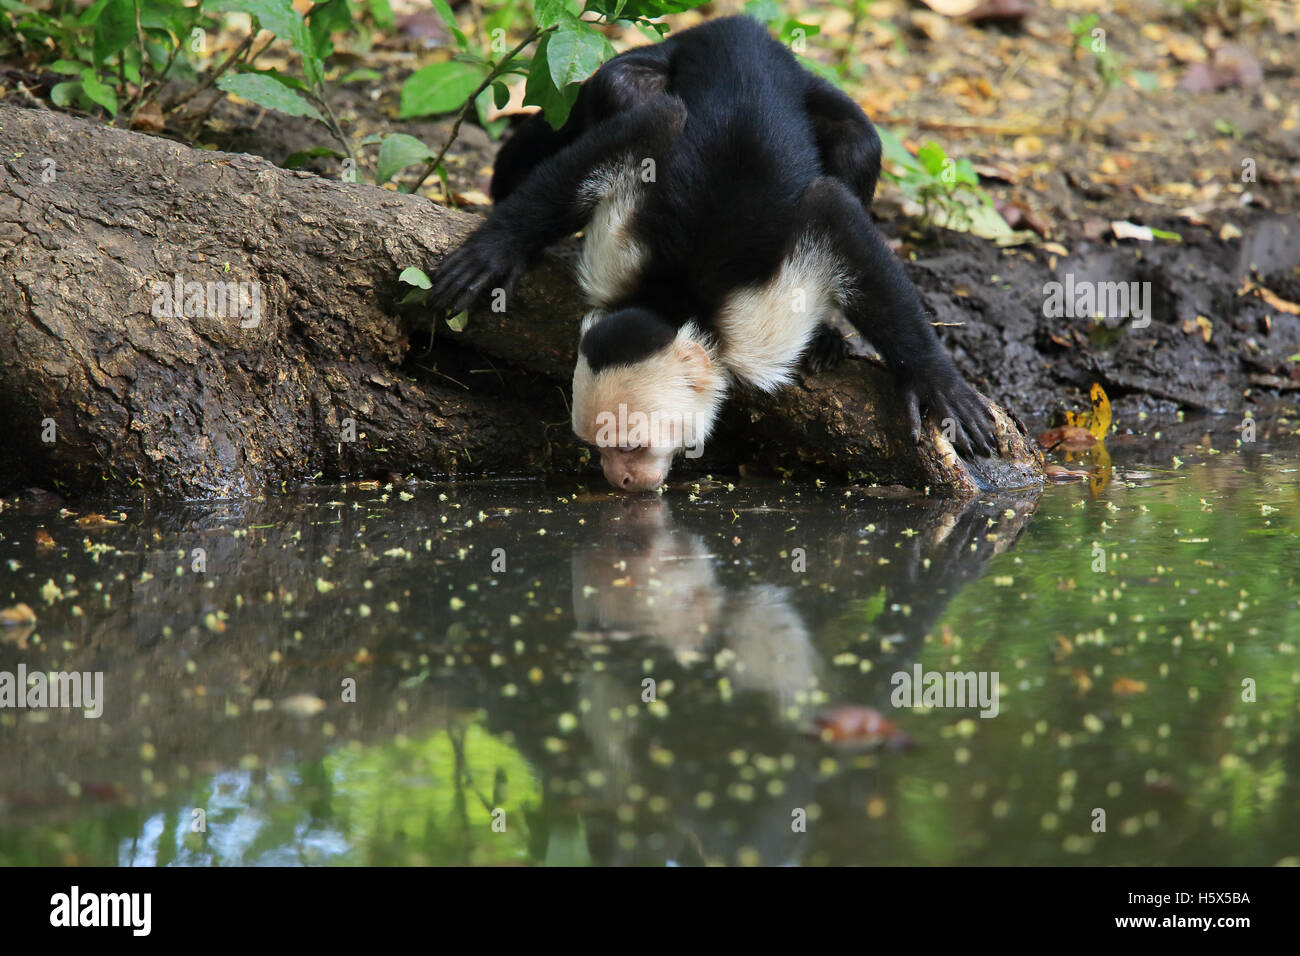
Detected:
left=430, top=15, right=997, bottom=491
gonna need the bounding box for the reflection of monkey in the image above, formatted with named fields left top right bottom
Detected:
left=722, top=585, right=818, bottom=713
left=571, top=498, right=819, bottom=704
left=556, top=491, right=1038, bottom=865
left=570, top=497, right=821, bottom=866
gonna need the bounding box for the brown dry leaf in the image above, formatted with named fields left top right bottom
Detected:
left=130, top=102, right=166, bottom=134
left=1045, top=464, right=1092, bottom=480
left=1240, top=281, right=1300, bottom=315
left=1012, top=135, right=1043, bottom=158
left=1082, top=217, right=1110, bottom=241
left=1112, top=677, right=1148, bottom=696
left=1070, top=669, right=1093, bottom=695
left=1053, top=634, right=1074, bottom=661
left=815, top=705, right=912, bottom=749
left=1181, top=315, right=1213, bottom=343
left=911, top=11, right=950, bottom=41
left=1038, top=426, right=1097, bottom=450
left=75, top=513, right=118, bottom=528
left=916, top=0, right=980, bottom=15
left=970, top=161, right=1020, bottom=183
left=965, top=0, right=1032, bottom=25
left=35, top=529, right=55, bottom=549
left=1166, top=35, right=1207, bottom=63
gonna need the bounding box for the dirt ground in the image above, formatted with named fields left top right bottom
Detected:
left=5, top=0, right=1299, bottom=431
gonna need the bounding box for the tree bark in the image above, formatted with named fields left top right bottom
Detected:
left=0, top=103, right=1042, bottom=497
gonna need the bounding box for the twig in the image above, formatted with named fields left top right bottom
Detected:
left=310, top=88, right=357, bottom=167
left=123, top=6, right=182, bottom=130
left=178, top=34, right=274, bottom=139
left=410, top=25, right=554, bottom=196
left=166, top=31, right=255, bottom=111
left=909, top=118, right=1064, bottom=137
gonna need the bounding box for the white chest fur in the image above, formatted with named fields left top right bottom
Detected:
left=577, top=167, right=646, bottom=309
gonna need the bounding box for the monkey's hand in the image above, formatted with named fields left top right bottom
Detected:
left=428, top=223, right=530, bottom=316
left=899, top=357, right=998, bottom=459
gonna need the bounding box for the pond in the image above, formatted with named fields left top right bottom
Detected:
left=1, top=415, right=1297, bottom=866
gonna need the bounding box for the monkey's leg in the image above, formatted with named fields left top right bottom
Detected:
left=795, top=177, right=996, bottom=458
left=431, top=95, right=686, bottom=315
left=804, top=76, right=882, bottom=211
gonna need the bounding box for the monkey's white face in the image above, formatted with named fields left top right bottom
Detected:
left=572, top=328, right=726, bottom=491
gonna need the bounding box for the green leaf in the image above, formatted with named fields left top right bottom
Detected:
left=475, top=87, right=508, bottom=140
left=250, top=67, right=308, bottom=91
left=1132, top=70, right=1159, bottom=92
left=446, top=311, right=468, bottom=331
left=79, top=69, right=118, bottom=114
left=340, top=68, right=383, bottom=84
left=217, top=72, right=324, bottom=121
left=399, top=60, right=487, bottom=118
left=366, top=0, right=395, bottom=30
left=49, top=80, right=81, bottom=108
left=491, top=80, right=511, bottom=110
left=93, top=0, right=137, bottom=65
left=1149, top=227, right=1182, bottom=243
left=49, top=59, right=86, bottom=75
left=376, top=133, right=435, bottom=185
left=779, top=19, right=819, bottom=45
left=742, top=0, right=781, bottom=25
left=547, top=20, right=607, bottom=91
left=585, top=0, right=700, bottom=20
left=916, top=141, right=948, bottom=177
left=428, top=0, right=466, bottom=48
left=525, top=33, right=581, bottom=129
left=534, top=0, right=569, bottom=28
left=307, top=0, right=351, bottom=62
left=78, top=0, right=113, bottom=26
left=399, top=267, right=432, bottom=289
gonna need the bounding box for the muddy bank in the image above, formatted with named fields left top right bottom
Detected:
left=899, top=210, right=1300, bottom=425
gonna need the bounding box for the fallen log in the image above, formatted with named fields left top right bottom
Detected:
left=0, top=103, right=1042, bottom=497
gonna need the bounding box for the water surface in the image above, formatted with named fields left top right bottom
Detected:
left=1, top=419, right=1297, bottom=865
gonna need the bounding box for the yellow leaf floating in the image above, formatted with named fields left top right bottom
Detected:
left=1087, top=383, right=1111, bottom=439
left=1064, top=383, right=1112, bottom=440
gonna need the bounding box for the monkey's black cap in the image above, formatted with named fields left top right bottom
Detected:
left=579, top=308, right=677, bottom=372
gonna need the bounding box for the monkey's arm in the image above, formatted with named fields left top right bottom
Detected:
left=803, top=76, right=882, bottom=210
left=431, top=95, right=685, bottom=315
left=797, top=177, right=996, bottom=458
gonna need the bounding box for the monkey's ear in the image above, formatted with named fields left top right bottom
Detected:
left=675, top=339, right=713, bottom=392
